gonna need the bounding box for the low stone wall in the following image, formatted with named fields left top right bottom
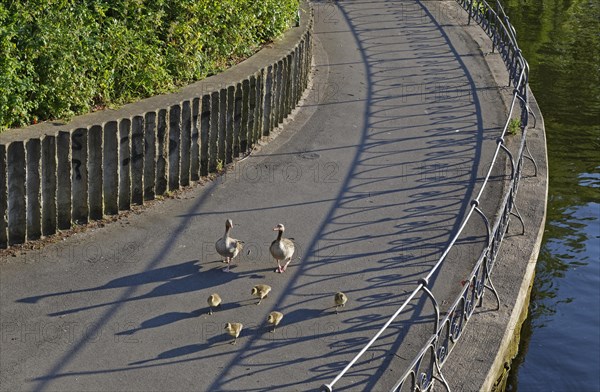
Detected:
left=0, top=4, right=313, bottom=248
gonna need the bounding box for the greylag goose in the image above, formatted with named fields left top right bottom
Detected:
left=270, top=223, right=295, bottom=273
left=215, top=219, right=244, bottom=272
left=251, top=284, right=272, bottom=305
left=207, top=293, right=222, bottom=315
left=224, top=322, right=243, bottom=344
left=334, top=292, right=348, bottom=314
left=267, top=311, right=284, bottom=332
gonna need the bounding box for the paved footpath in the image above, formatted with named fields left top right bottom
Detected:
left=0, top=1, right=508, bottom=391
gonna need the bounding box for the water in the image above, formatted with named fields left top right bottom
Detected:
left=497, top=0, right=600, bottom=391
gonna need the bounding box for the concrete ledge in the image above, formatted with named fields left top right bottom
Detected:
left=0, top=2, right=313, bottom=248
left=436, top=86, right=547, bottom=392
left=428, top=1, right=548, bottom=390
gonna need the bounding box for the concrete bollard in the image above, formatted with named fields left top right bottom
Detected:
left=248, top=75, right=257, bottom=149
left=131, top=115, right=145, bottom=204
left=103, top=121, right=119, bottom=215
left=277, top=57, right=287, bottom=125
left=241, top=79, right=250, bottom=153
left=88, top=125, right=103, bottom=220
left=280, top=57, right=288, bottom=123
left=57, top=131, right=72, bottom=229
left=181, top=101, right=192, bottom=186
left=256, top=71, right=264, bottom=142
left=26, top=139, right=42, bottom=240
left=218, top=88, right=227, bottom=167
left=191, top=98, right=200, bottom=181
left=168, top=104, right=181, bottom=191
left=263, top=65, right=274, bottom=137
left=144, top=112, right=157, bottom=200
left=1, top=145, right=7, bottom=247
left=200, top=95, right=211, bottom=176
left=71, top=128, right=89, bottom=224
left=233, top=83, right=243, bottom=157
left=273, top=61, right=281, bottom=128
left=119, top=119, right=131, bottom=210
left=156, top=109, right=168, bottom=196
left=292, top=48, right=299, bottom=109
left=226, top=85, right=235, bottom=163
left=7, top=142, right=26, bottom=245
left=41, top=135, right=57, bottom=236
left=209, top=91, right=219, bottom=172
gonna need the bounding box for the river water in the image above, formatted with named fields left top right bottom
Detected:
left=495, top=0, right=600, bottom=391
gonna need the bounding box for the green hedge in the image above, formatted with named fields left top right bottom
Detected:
left=0, top=0, right=299, bottom=131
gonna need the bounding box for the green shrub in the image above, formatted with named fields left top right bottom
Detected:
left=507, top=118, right=521, bottom=135
left=0, top=0, right=299, bottom=130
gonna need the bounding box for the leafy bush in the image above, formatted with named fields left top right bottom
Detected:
left=0, top=0, right=299, bottom=130
left=507, top=118, right=521, bottom=135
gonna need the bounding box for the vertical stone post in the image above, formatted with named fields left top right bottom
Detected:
left=131, top=115, right=145, bottom=204
left=273, top=62, right=281, bottom=128
left=57, top=131, right=72, bottom=229
left=26, top=139, right=41, bottom=240
left=241, top=79, right=250, bottom=153
left=248, top=75, right=257, bottom=149
left=191, top=98, right=200, bottom=181
left=41, top=135, right=57, bottom=236
left=233, top=84, right=243, bottom=157
left=209, top=91, right=219, bottom=172
left=300, top=38, right=306, bottom=91
left=0, top=145, right=7, bottom=247
left=226, top=85, right=235, bottom=163
left=296, top=41, right=304, bottom=103
left=103, top=121, right=119, bottom=215
left=256, top=71, right=264, bottom=141
left=304, top=35, right=310, bottom=90
left=288, top=52, right=296, bottom=112
left=218, top=88, right=227, bottom=167
left=71, top=128, right=88, bottom=223
left=307, top=32, right=313, bottom=89
left=144, top=111, right=157, bottom=200
left=119, top=119, right=131, bottom=210
left=181, top=101, right=192, bottom=186
left=88, top=125, right=103, bottom=220
left=7, top=142, right=26, bottom=245
left=263, top=65, right=274, bottom=137
left=281, top=56, right=290, bottom=120
left=169, top=104, right=181, bottom=191
left=156, top=109, right=168, bottom=195
left=200, top=94, right=211, bottom=176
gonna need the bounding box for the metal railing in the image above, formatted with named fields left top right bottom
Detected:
left=321, top=1, right=538, bottom=390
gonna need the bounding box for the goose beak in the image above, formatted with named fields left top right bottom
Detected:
left=273, top=227, right=279, bottom=231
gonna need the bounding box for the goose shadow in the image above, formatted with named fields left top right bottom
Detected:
left=116, top=300, right=258, bottom=336
left=129, top=324, right=273, bottom=367
left=128, top=334, right=230, bottom=366
left=27, top=260, right=249, bottom=317
left=17, top=260, right=201, bottom=304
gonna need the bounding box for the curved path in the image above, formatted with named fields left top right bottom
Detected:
left=0, top=1, right=507, bottom=390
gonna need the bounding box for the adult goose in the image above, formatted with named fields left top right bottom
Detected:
left=270, top=223, right=295, bottom=273
left=215, top=219, right=244, bottom=272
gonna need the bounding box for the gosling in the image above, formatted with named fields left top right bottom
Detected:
left=334, top=292, right=348, bottom=314
left=251, top=284, right=272, bottom=305
left=224, top=322, right=243, bottom=344
left=267, top=311, right=284, bottom=332
left=207, top=293, right=222, bottom=315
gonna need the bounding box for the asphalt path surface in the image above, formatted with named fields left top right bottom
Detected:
left=0, top=1, right=507, bottom=390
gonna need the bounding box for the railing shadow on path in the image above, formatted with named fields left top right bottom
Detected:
left=18, top=0, right=505, bottom=390
left=201, top=1, right=497, bottom=390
